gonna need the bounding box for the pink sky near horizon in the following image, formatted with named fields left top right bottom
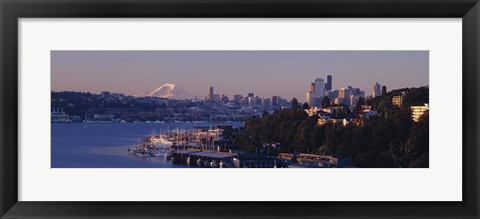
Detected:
left=51, top=50, right=429, bottom=101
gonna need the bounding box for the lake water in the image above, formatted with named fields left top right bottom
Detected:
left=51, top=122, right=242, bottom=168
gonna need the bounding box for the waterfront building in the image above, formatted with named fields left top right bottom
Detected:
left=411, top=104, right=429, bottom=122
left=295, top=153, right=354, bottom=168
left=51, top=107, right=71, bottom=123
left=93, top=114, right=115, bottom=121
left=232, top=155, right=277, bottom=168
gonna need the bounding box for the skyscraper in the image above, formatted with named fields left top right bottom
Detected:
left=314, top=77, right=325, bottom=99
left=208, top=86, right=214, bottom=101
left=305, top=76, right=327, bottom=107
left=372, top=82, right=382, bottom=97
left=306, top=91, right=315, bottom=106
left=326, top=75, right=332, bottom=91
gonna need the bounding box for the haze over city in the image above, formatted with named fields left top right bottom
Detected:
left=51, top=50, right=429, bottom=101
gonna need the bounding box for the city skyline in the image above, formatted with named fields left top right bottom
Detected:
left=51, top=50, right=429, bottom=101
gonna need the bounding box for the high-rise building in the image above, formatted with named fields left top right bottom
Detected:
left=247, top=93, right=255, bottom=98
left=326, top=75, right=332, bottom=91
left=208, top=86, right=214, bottom=101
left=372, top=82, right=382, bottom=97
left=314, top=77, right=325, bottom=98
left=306, top=91, right=315, bottom=106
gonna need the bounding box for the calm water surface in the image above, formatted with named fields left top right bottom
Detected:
left=51, top=122, right=241, bottom=168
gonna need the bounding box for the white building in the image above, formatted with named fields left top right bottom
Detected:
left=411, top=104, right=429, bottom=122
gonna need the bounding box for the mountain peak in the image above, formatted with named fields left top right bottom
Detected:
left=140, top=83, right=197, bottom=100
left=148, top=83, right=177, bottom=98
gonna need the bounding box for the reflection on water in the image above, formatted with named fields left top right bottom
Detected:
left=51, top=122, right=241, bottom=168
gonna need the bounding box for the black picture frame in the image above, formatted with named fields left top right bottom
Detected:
left=1, top=0, right=479, bottom=218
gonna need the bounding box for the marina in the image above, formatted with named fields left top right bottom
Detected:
left=124, top=125, right=353, bottom=168
left=126, top=126, right=240, bottom=168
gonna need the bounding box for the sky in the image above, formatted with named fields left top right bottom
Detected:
left=51, top=50, right=429, bottom=102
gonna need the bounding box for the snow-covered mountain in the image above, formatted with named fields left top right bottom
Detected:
left=138, top=83, right=197, bottom=99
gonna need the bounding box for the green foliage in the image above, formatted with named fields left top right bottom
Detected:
left=354, top=96, right=365, bottom=115
left=303, top=102, right=310, bottom=110
left=291, top=98, right=299, bottom=109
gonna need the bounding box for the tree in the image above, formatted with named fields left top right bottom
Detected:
left=321, top=96, right=330, bottom=107
left=302, top=102, right=310, bottom=110
left=382, top=85, right=387, bottom=96
left=354, top=96, right=365, bottom=115
left=291, top=98, right=299, bottom=109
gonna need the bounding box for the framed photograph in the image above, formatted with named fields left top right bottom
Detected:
left=1, top=0, right=479, bottom=218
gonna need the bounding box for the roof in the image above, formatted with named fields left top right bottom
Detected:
left=192, top=151, right=237, bottom=159
left=174, top=150, right=200, bottom=155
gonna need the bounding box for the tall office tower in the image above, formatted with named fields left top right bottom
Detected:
left=372, top=82, right=382, bottom=97
left=306, top=91, right=316, bottom=106
left=310, top=82, right=315, bottom=92
left=208, top=86, right=214, bottom=101
left=326, top=75, right=332, bottom=91
left=247, top=93, right=255, bottom=98
left=314, top=77, right=325, bottom=98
